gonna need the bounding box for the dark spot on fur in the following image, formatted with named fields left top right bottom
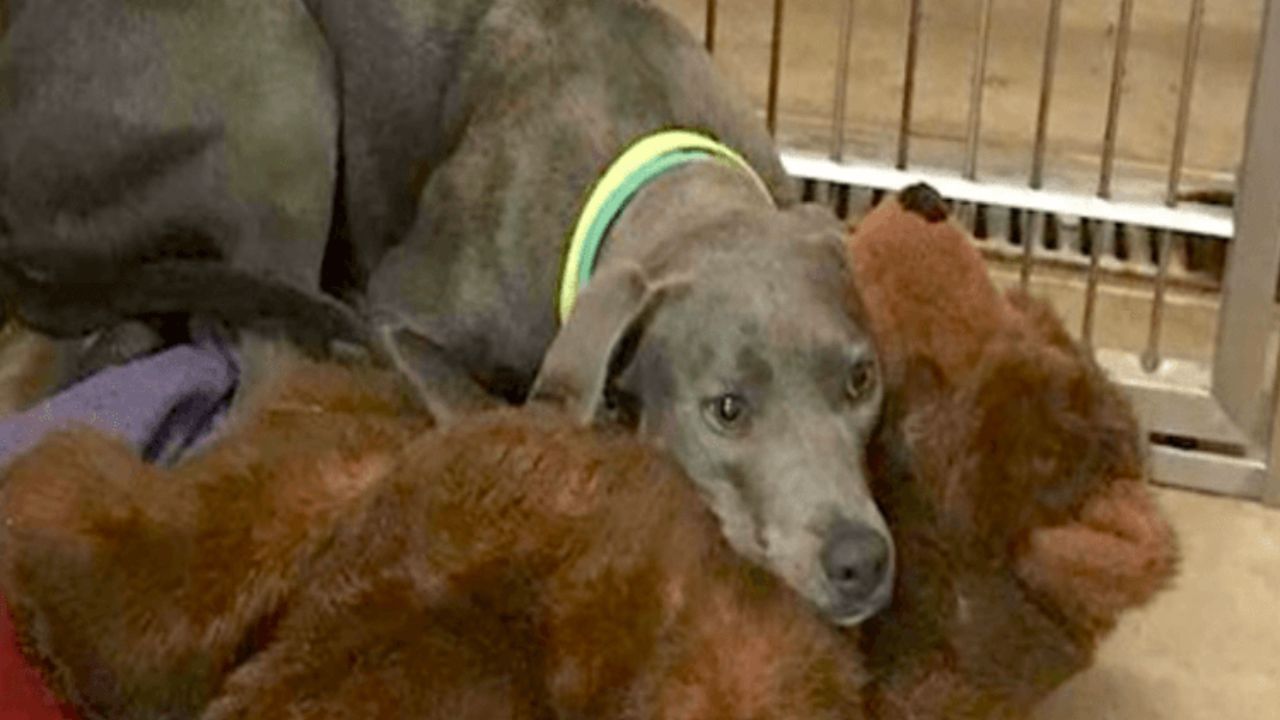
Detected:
left=734, top=346, right=774, bottom=389
left=896, top=183, right=949, bottom=223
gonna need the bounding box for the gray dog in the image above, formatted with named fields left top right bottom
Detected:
left=0, top=0, right=892, bottom=623
left=366, top=0, right=893, bottom=623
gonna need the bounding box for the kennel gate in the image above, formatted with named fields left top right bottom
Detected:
left=675, top=0, right=1280, bottom=504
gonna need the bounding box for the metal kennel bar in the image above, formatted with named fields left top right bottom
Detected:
left=766, top=0, right=785, bottom=135
left=1098, top=0, right=1135, bottom=200
left=704, top=0, right=718, bottom=52
left=1030, top=0, right=1064, bottom=191
left=830, top=0, right=856, bottom=162
left=696, top=0, right=1280, bottom=502
left=1220, top=0, right=1280, bottom=504
left=1167, top=0, right=1207, bottom=206
left=1081, top=218, right=1104, bottom=347
left=963, top=0, right=994, bottom=181
left=897, top=0, right=923, bottom=169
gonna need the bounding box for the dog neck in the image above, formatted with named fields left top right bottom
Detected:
left=603, top=158, right=776, bottom=269
left=557, top=130, right=774, bottom=322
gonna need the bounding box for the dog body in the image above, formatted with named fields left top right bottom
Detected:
left=0, top=352, right=866, bottom=720
left=0, top=0, right=381, bottom=362
left=363, top=0, right=892, bottom=623
left=364, top=0, right=794, bottom=394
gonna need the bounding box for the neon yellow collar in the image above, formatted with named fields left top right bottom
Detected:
left=557, top=129, right=773, bottom=324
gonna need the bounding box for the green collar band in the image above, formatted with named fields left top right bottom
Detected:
left=557, top=129, right=773, bottom=324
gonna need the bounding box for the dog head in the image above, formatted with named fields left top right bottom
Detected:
left=530, top=202, right=893, bottom=625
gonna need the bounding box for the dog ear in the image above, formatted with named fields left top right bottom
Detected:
left=377, top=322, right=499, bottom=425
left=529, top=262, right=681, bottom=426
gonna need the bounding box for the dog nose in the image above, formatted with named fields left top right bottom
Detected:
left=821, top=521, right=891, bottom=604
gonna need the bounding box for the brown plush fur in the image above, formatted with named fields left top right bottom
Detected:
left=0, top=186, right=1177, bottom=720
left=0, top=352, right=865, bottom=720
left=0, top=352, right=429, bottom=718
left=848, top=188, right=1179, bottom=719
left=847, top=188, right=1012, bottom=385
left=203, top=407, right=865, bottom=720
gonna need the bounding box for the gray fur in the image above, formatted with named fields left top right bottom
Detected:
left=370, top=0, right=893, bottom=623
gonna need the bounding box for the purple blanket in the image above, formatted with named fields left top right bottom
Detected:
left=0, top=341, right=239, bottom=468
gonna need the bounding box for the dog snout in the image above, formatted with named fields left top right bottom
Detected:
left=821, top=520, right=893, bottom=618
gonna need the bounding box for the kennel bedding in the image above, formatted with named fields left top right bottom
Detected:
left=0, top=339, right=239, bottom=470
left=1, top=591, right=77, bottom=720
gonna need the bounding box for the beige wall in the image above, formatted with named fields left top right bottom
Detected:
left=658, top=0, right=1262, bottom=195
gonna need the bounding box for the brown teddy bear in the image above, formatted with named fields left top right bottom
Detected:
left=0, top=347, right=866, bottom=720
left=849, top=184, right=1180, bottom=719
left=0, top=184, right=1178, bottom=720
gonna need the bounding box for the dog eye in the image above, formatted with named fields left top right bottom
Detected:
left=703, top=393, right=751, bottom=433
left=846, top=359, right=877, bottom=401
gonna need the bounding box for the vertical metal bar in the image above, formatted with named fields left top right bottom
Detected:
left=1082, top=220, right=1104, bottom=346
left=1142, top=230, right=1174, bottom=372
left=953, top=202, right=967, bottom=232
left=955, top=202, right=975, bottom=233
left=1098, top=0, right=1136, bottom=199
left=833, top=183, right=851, bottom=219
left=897, top=0, right=924, bottom=169
left=1019, top=212, right=1035, bottom=290
left=1167, top=0, right=1206, bottom=205
left=1030, top=0, right=1064, bottom=189
left=1220, top=0, right=1280, bottom=447
left=704, top=0, right=718, bottom=53
left=766, top=0, right=786, bottom=136
left=1267, top=357, right=1280, bottom=506
left=964, top=0, right=995, bottom=179
left=831, top=0, right=856, bottom=160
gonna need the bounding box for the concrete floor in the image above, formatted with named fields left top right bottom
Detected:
left=1037, top=488, right=1280, bottom=720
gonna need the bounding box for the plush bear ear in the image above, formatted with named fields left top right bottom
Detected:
left=895, top=182, right=950, bottom=223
